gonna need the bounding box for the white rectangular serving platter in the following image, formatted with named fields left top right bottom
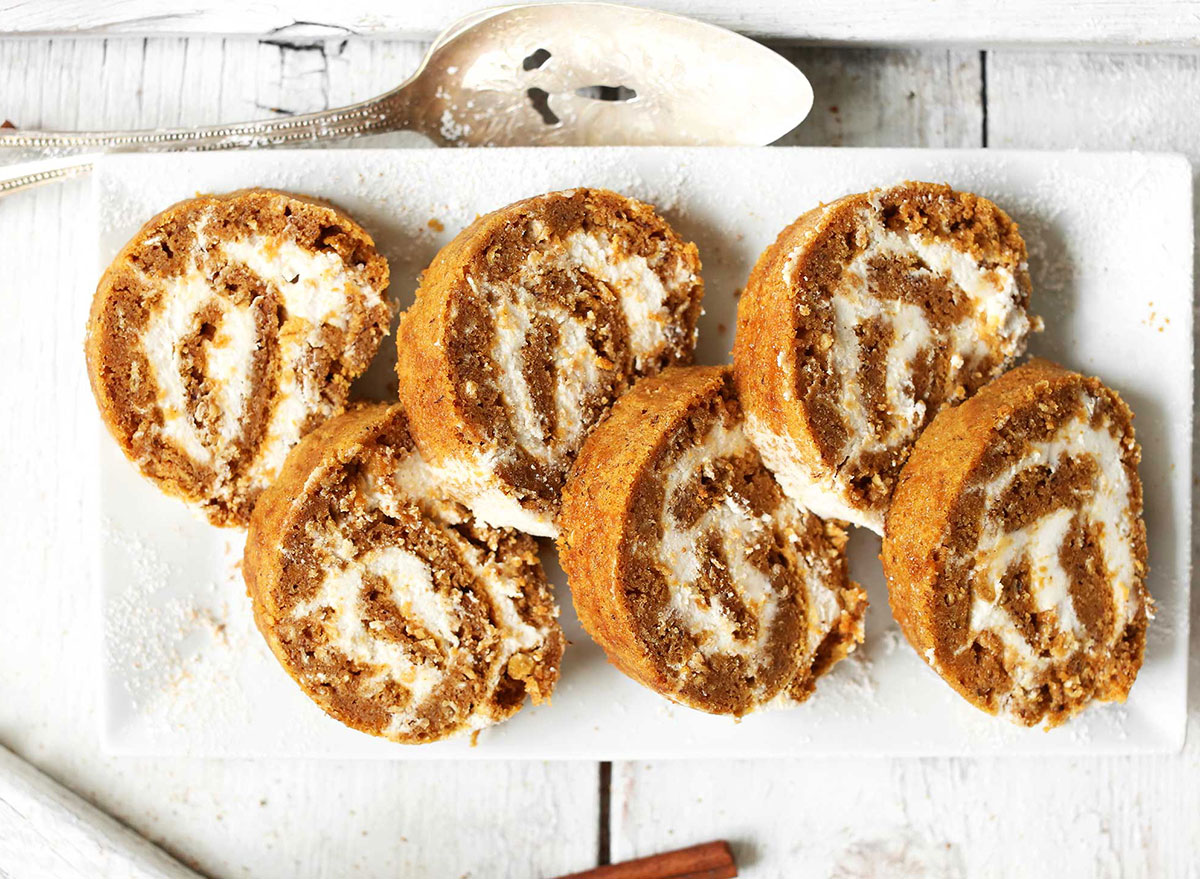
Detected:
left=96, top=147, right=1192, bottom=758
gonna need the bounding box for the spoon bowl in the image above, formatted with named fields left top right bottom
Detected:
left=403, top=2, right=814, bottom=146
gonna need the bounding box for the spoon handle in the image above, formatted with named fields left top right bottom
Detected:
left=0, top=155, right=97, bottom=198
left=0, top=90, right=408, bottom=154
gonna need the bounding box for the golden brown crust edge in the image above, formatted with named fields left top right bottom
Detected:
left=732, top=201, right=829, bottom=474
left=392, top=201, right=502, bottom=460
left=559, top=366, right=730, bottom=695
left=243, top=403, right=393, bottom=683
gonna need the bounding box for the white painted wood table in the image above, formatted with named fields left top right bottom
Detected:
left=1, top=3, right=1197, bottom=877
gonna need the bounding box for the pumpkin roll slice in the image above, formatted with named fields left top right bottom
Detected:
left=396, top=188, right=703, bottom=538
left=883, top=359, right=1150, bottom=727
left=560, top=366, right=866, bottom=716
left=86, top=189, right=391, bottom=527
left=244, top=403, right=564, bottom=744
left=734, top=182, right=1035, bottom=534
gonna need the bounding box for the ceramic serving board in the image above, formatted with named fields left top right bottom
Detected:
left=95, top=147, right=1192, bottom=758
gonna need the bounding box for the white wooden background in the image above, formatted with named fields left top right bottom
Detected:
left=0, top=11, right=1198, bottom=879
left=6, top=0, right=1200, bottom=47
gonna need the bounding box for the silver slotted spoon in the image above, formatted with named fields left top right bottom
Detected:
left=0, top=2, right=812, bottom=197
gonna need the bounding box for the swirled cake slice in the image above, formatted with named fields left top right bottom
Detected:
left=87, top=189, right=391, bottom=526
left=396, top=187, right=703, bottom=537
left=560, top=366, right=866, bottom=716
left=244, top=403, right=564, bottom=744
left=883, top=359, right=1150, bottom=726
left=734, top=182, right=1034, bottom=533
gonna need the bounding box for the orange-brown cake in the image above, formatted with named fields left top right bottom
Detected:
left=86, top=188, right=391, bottom=527
left=734, top=182, right=1035, bottom=533
left=882, top=359, right=1150, bottom=727
left=395, top=187, right=703, bottom=538
left=244, top=403, right=564, bottom=744
left=559, top=366, right=866, bottom=716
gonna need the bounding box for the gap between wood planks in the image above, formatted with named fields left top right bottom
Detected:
left=598, top=762, right=612, bottom=866
left=980, top=49, right=990, bottom=147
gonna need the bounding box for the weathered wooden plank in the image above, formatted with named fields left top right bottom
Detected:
left=612, top=752, right=1200, bottom=878
left=4, top=0, right=1200, bottom=48
left=775, top=47, right=982, bottom=147
left=987, top=50, right=1200, bottom=158
left=0, top=36, right=430, bottom=130
left=0, top=745, right=200, bottom=879
left=0, top=35, right=597, bottom=879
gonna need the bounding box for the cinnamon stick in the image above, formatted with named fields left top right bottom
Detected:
left=553, top=840, right=737, bottom=879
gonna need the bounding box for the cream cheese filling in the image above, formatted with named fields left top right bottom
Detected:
left=293, top=543, right=458, bottom=707
left=393, top=445, right=558, bottom=538
left=769, top=203, right=1030, bottom=531
left=658, top=418, right=777, bottom=664
left=456, top=218, right=697, bottom=532
left=656, top=415, right=844, bottom=687
left=142, top=264, right=250, bottom=467
left=223, top=235, right=379, bottom=487
left=744, top=413, right=883, bottom=532
left=140, top=215, right=380, bottom=495
left=834, top=208, right=1029, bottom=458
left=385, top=450, right=556, bottom=680
left=301, top=465, right=555, bottom=740
left=962, top=404, right=1138, bottom=700
left=485, top=281, right=549, bottom=458
left=559, top=228, right=696, bottom=368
